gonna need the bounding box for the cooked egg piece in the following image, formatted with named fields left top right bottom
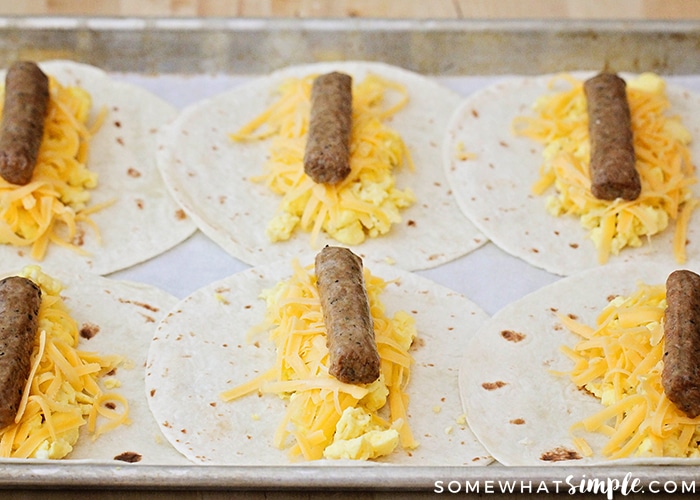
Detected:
left=323, top=407, right=400, bottom=460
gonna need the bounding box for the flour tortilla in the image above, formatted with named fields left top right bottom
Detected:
left=459, top=261, right=700, bottom=466
left=145, top=256, right=492, bottom=465
left=443, top=73, right=700, bottom=276
left=0, top=268, right=189, bottom=465
left=0, top=60, right=195, bottom=275
left=156, top=61, right=485, bottom=272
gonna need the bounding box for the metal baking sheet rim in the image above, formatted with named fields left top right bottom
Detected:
left=1, top=17, right=700, bottom=75
left=0, top=463, right=697, bottom=490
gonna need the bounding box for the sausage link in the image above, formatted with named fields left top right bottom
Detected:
left=315, top=246, right=380, bottom=384
left=584, top=73, right=640, bottom=201
left=662, top=269, right=700, bottom=418
left=303, top=72, right=353, bottom=185
left=0, top=276, right=41, bottom=428
left=0, top=61, right=50, bottom=186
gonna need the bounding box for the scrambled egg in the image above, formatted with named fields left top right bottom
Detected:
left=323, top=407, right=400, bottom=460
left=34, top=430, right=77, bottom=460
left=320, top=314, right=416, bottom=461
left=520, top=72, right=697, bottom=263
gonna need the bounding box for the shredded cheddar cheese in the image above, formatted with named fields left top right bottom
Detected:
left=0, top=266, right=128, bottom=459
left=513, top=73, right=698, bottom=264
left=560, top=281, right=700, bottom=459
left=0, top=76, right=108, bottom=261
left=230, top=74, right=415, bottom=246
left=220, top=259, right=418, bottom=461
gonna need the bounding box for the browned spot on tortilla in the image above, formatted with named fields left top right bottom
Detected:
left=105, top=402, right=116, bottom=410
left=80, top=323, right=100, bottom=339
left=607, top=294, right=619, bottom=302
left=141, top=313, right=156, bottom=323
left=219, top=195, right=227, bottom=204
left=510, top=418, right=525, bottom=425
left=114, top=451, right=142, bottom=463
left=531, top=248, right=539, bottom=253
left=119, top=298, right=159, bottom=313
left=175, top=209, right=187, bottom=220
left=553, top=324, right=563, bottom=331
left=499, top=140, right=509, bottom=148
left=567, top=313, right=578, bottom=320
left=106, top=368, right=117, bottom=376
left=136, top=199, right=144, bottom=209
left=481, top=381, right=507, bottom=390
left=210, top=402, right=217, bottom=407
left=540, top=447, right=582, bottom=462
left=116, top=137, right=125, bottom=146
left=471, top=109, right=479, bottom=118
left=127, top=167, right=141, bottom=178
left=550, top=307, right=558, bottom=312
left=72, top=227, right=86, bottom=247
left=407, top=220, right=416, bottom=227
left=114, top=121, right=122, bottom=128
left=554, top=230, right=560, bottom=236
left=579, top=386, right=596, bottom=397
left=501, top=330, right=525, bottom=342
left=411, top=337, right=426, bottom=350
left=569, top=243, right=579, bottom=249
left=150, top=389, right=156, bottom=397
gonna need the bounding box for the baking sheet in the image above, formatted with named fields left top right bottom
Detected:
left=1, top=17, right=700, bottom=76
left=1, top=17, right=700, bottom=491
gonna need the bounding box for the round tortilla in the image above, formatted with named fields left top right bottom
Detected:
left=145, top=257, right=493, bottom=466
left=0, top=268, right=189, bottom=465
left=459, top=261, right=700, bottom=466
left=156, top=61, right=485, bottom=272
left=443, top=73, right=700, bottom=276
left=0, top=60, right=196, bottom=275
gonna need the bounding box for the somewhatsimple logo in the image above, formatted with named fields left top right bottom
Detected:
left=434, top=473, right=695, bottom=497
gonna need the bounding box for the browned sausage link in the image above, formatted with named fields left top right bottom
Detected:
left=0, top=61, right=50, bottom=186
left=0, top=276, right=41, bottom=428
left=303, top=72, right=353, bottom=185
left=662, top=269, right=700, bottom=418
left=583, top=73, right=640, bottom=201
left=315, top=246, right=380, bottom=385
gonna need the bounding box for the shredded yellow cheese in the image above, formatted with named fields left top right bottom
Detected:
left=230, top=73, right=415, bottom=247
left=220, top=259, right=418, bottom=461
left=0, top=265, right=128, bottom=459
left=0, top=76, right=109, bottom=261
left=513, top=73, right=698, bottom=264
left=560, top=281, right=700, bottom=459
